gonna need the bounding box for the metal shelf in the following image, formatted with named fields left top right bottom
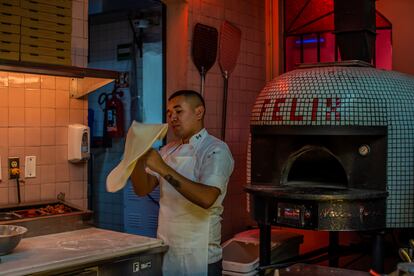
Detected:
left=0, top=59, right=119, bottom=98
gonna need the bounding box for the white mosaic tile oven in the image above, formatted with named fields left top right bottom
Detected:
left=245, top=61, right=414, bottom=274
left=244, top=0, right=414, bottom=273
left=246, top=61, right=414, bottom=230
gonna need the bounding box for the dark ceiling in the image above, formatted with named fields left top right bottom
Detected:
left=89, top=0, right=163, bottom=43
left=100, top=0, right=162, bottom=13
left=89, top=0, right=162, bottom=25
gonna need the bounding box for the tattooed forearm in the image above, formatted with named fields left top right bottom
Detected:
left=164, top=174, right=181, bottom=188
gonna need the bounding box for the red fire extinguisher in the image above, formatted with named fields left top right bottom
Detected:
left=99, top=89, right=125, bottom=139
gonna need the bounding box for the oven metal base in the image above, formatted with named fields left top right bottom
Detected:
left=246, top=185, right=387, bottom=231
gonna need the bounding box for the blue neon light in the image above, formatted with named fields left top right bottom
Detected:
left=295, top=38, right=325, bottom=45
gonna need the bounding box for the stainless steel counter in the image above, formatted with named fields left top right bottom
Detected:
left=0, top=227, right=166, bottom=276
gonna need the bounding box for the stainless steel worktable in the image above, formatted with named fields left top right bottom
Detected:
left=0, top=227, right=167, bottom=276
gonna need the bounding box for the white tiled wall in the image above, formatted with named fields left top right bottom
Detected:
left=0, top=0, right=89, bottom=209
left=0, top=73, right=88, bottom=209
left=185, top=0, right=267, bottom=240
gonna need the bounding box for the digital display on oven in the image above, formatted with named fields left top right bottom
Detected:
left=276, top=202, right=315, bottom=228
left=280, top=207, right=300, bottom=219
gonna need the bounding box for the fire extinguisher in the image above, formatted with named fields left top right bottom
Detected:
left=98, top=88, right=125, bottom=139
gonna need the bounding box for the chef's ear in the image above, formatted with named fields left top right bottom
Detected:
left=195, top=105, right=205, bottom=120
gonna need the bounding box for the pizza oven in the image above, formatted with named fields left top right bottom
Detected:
left=245, top=60, right=414, bottom=273
left=245, top=0, right=414, bottom=272
left=246, top=118, right=388, bottom=231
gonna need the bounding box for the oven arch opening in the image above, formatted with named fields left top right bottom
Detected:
left=281, top=145, right=348, bottom=189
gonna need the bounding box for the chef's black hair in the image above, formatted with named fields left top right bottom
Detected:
left=168, top=90, right=205, bottom=108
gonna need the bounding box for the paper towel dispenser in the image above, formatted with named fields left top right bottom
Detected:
left=68, top=124, right=90, bottom=162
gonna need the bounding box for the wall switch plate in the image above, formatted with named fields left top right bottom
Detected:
left=8, top=157, right=19, bottom=179
left=25, top=156, right=36, bottom=178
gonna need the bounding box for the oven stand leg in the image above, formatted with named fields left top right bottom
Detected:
left=371, top=231, right=385, bottom=273
left=329, top=231, right=339, bottom=267
left=259, top=223, right=271, bottom=275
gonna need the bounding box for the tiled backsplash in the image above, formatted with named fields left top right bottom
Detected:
left=0, top=72, right=88, bottom=209
left=186, top=0, right=266, bottom=240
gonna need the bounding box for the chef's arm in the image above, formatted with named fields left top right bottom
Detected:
left=130, top=158, right=159, bottom=196
left=144, top=148, right=221, bottom=209
left=159, top=164, right=221, bottom=209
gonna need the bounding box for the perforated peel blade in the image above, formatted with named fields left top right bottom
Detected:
left=219, top=21, right=241, bottom=76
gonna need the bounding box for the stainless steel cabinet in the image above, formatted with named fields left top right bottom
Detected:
left=33, top=246, right=166, bottom=276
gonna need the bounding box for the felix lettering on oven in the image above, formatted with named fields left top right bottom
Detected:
left=259, top=97, right=341, bottom=122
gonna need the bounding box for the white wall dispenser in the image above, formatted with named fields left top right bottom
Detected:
left=68, top=124, right=90, bottom=162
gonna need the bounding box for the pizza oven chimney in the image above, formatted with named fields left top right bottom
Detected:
left=334, top=0, right=376, bottom=63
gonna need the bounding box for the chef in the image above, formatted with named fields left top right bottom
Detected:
left=131, top=90, right=234, bottom=276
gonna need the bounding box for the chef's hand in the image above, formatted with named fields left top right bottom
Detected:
left=143, top=149, right=167, bottom=174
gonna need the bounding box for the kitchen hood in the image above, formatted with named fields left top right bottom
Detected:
left=0, top=59, right=120, bottom=98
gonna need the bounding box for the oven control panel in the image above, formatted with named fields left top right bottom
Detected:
left=275, top=202, right=317, bottom=228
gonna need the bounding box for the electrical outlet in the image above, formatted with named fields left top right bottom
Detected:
left=8, top=157, right=19, bottom=179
